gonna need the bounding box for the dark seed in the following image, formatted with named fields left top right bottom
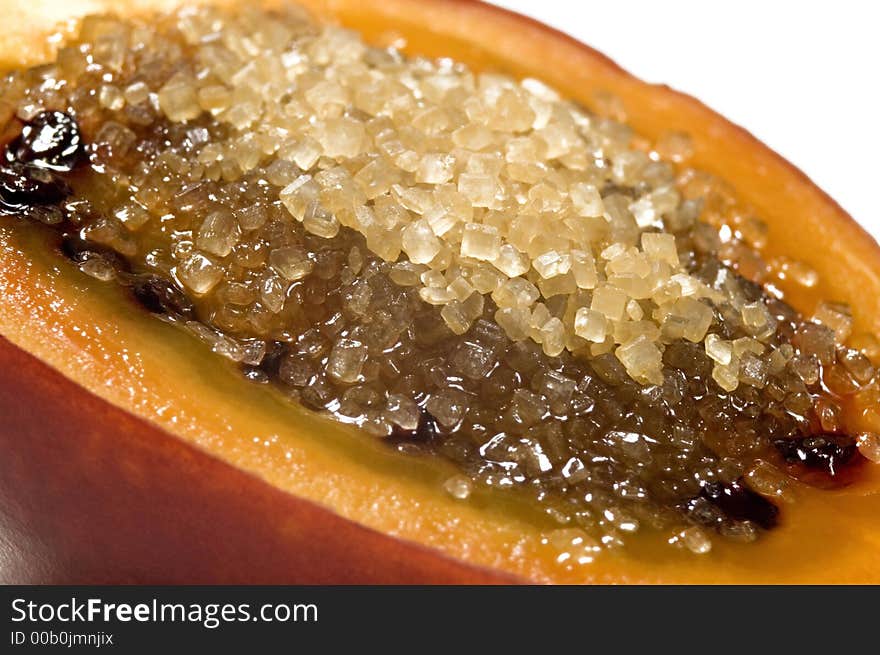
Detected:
left=131, top=275, right=194, bottom=318
left=681, top=478, right=778, bottom=530
left=59, top=233, right=131, bottom=285
left=7, top=111, right=83, bottom=172
left=300, top=387, right=329, bottom=411
left=415, top=409, right=441, bottom=442
left=258, top=341, right=288, bottom=379
left=774, top=433, right=858, bottom=477
left=679, top=495, right=726, bottom=527
left=60, top=234, right=91, bottom=263
left=703, top=479, right=778, bottom=529
left=0, top=161, right=71, bottom=210
left=59, top=233, right=125, bottom=269
left=241, top=365, right=269, bottom=383
left=25, top=205, right=65, bottom=225
left=390, top=408, right=441, bottom=444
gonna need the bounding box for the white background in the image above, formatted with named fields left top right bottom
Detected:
left=490, top=0, right=879, bottom=242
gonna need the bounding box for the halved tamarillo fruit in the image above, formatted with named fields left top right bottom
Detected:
left=0, top=0, right=878, bottom=584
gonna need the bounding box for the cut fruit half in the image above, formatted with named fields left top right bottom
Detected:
left=1, top=0, right=879, bottom=584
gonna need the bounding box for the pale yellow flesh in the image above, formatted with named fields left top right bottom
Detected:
left=1, top=0, right=879, bottom=583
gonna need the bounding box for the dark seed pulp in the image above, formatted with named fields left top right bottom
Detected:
left=774, top=434, right=860, bottom=477
left=131, top=275, right=196, bottom=319
left=390, top=409, right=442, bottom=445
left=679, top=478, right=779, bottom=531
left=700, top=479, right=779, bottom=530
left=0, top=111, right=83, bottom=215
left=0, top=161, right=71, bottom=211
left=7, top=110, right=83, bottom=172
